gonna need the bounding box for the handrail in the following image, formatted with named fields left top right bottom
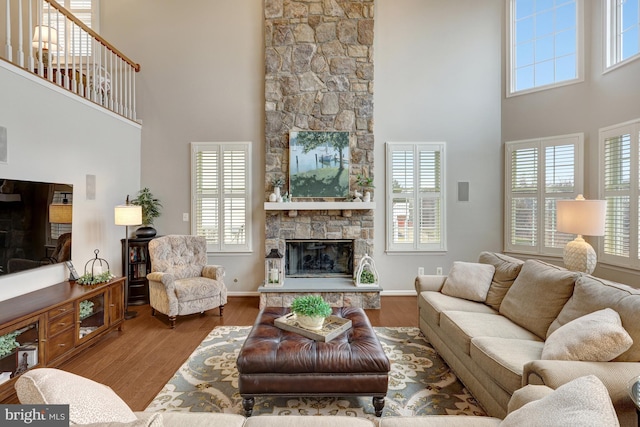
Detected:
left=2, top=0, right=140, bottom=121
left=44, top=0, right=140, bottom=72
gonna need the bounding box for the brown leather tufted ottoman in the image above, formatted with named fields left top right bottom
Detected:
left=236, top=306, right=390, bottom=417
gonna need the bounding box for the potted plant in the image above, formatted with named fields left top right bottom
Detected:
left=355, top=174, right=374, bottom=202
left=131, top=187, right=162, bottom=238
left=271, top=176, right=285, bottom=199
left=290, top=295, right=332, bottom=330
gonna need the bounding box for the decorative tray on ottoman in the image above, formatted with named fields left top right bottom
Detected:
left=274, top=313, right=352, bottom=342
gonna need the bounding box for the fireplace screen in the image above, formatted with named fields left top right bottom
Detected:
left=286, top=240, right=353, bottom=278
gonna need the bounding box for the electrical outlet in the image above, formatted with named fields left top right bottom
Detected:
left=436, top=267, right=443, bottom=275
left=418, top=267, right=424, bottom=275
left=182, top=213, right=189, bottom=221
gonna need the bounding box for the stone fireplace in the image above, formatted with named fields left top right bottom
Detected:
left=260, top=0, right=379, bottom=309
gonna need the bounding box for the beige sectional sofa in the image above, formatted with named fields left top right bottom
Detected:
left=416, top=251, right=640, bottom=427
left=15, top=368, right=621, bottom=426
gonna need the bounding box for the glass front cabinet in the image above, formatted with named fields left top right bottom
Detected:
left=77, top=291, right=108, bottom=343
left=0, top=315, right=44, bottom=389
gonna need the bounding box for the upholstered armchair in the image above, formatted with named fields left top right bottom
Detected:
left=147, top=235, right=227, bottom=328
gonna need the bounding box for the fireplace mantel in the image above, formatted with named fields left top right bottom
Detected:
left=264, top=201, right=375, bottom=217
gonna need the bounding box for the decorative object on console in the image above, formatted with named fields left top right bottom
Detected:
left=114, top=198, right=142, bottom=319
left=131, top=187, right=162, bottom=238
left=0, top=331, right=20, bottom=358
left=556, top=194, right=606, bottom=274
left=355, top=253, right=379, bottom=287
left=289, top=131, right=350, bottom=198
left=355, top=173, right=374, bottom=202
left=271, top=176, right=284, bottom=202
left=290, top=295, right=332, bottom=330
left=264, top=248, right=284, bottom=287
left=76, top=250, right=114, bottom=285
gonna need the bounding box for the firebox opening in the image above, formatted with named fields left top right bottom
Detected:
left=286, top=239, right=354, bottom=278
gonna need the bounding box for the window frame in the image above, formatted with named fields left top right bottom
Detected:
left=598, top=119, right=640, bottom=269
left=385, top=142, right=447, bottom=253
left=604, top=0, right=640, bottom=71
left=504, top=133, right=584, bottom=256
left=190, top=142, right=253, bottom=254
left=506, top=0, right=585, bottom=97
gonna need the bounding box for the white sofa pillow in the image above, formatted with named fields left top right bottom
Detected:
left=15, top=368, right=138, bottom=425
left=500, top=375, right=620, bottom=427
left=542, top=308, right=633, bottom=361
left=441, top=261, right=495, bottom=302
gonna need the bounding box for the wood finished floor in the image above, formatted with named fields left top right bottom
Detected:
left=49, top=296, right=417, bottom=411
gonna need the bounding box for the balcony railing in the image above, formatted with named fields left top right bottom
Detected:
left=2, top=0, right=140, bottom=121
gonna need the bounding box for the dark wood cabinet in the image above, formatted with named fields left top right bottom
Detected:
left=121, top=237, right=154, bottom=305
left=0, top=278, right=125, bottom=402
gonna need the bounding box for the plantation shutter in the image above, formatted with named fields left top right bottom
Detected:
left=505, top=134, right=583, bottom=255
left=386, top=143, right=445, bottom=252
left=192, top=142, right=252, bottom=252
left=603, top=132, right=632, bottom=259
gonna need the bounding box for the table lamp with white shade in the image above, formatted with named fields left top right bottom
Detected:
left=556, top=195, right=606, bottom=275
left=114, top=197, right=142, bottom=319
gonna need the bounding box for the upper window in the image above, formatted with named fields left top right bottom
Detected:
left=40, top=0, right=99, bottom=57
left=386, top=142, right=446, bottom=252
left=505, top=134, right=584, bottom=255
left=507, top=0, right=583, bottom=95
left=599, top=119, right=640, bottom=269
left=605, top=0, right=640, bottom=69
left=191, top=142, right=252, bottom=253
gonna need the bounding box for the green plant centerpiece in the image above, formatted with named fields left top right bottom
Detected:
left=290, top=295, right=332, bottom=330
left=131, top=187, right=162, bottom=237
left=0, top=331, right=20, bottom=358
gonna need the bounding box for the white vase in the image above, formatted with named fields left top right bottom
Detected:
left=297, top=314, right=326, bottom=330
left=274, top=187, right=281, bottom=198
left=364, top=191, right=371, bottom=202
left=269, top=193, right=277, bottom=202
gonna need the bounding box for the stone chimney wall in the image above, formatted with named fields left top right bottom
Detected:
left=264, top=0, right=375, bottom=269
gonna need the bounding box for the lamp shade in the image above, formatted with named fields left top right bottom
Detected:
left=32, top=26, right=58, bottom=50
left=49, top=203, right=73, bottom=224
left=556, top=195, right=606, bottom=236
left=114, top=204, right=142, bottom=226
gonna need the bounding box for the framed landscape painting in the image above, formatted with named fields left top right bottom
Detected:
left=289, top=131, right=350, bottom=198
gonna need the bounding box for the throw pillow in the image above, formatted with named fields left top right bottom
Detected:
left=499, top=260, right=578, bottom=339
left=547, top=275, right=640, bottom=362
left=441, top=261, right=495, bottom=302
left=15, top=368, right=138, bottom=425
left=542, top=308, right=633, bottom=361
left=478, top=251, right=524, bottom=310
left=500, top=375, right=620, bottom=427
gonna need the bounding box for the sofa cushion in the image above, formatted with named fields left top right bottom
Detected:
left=379, top=416, right=501, bottom=427
left=440, top=311, right=542, bottom=355
left=15, top=368, right=137, bottom=425
left=500, top=375, right=620, bottom=427
left=499, top=260, right=578, bottom=339
left=153, top=412, right=247, bottom=427
left=244, top=416, right=377, bottom=427
left=542, top=308, right=633, bottom=361
left=441, top=262, right=496, bottom=302
left=419, top=291, right=497, bottom=327
left=82, top=414, right=163, bottom=427
left=548, top=275, right=640, bottom=361
left=478, top=252, right=524, bottom=310
left=471, top=337, right=544, bottom=394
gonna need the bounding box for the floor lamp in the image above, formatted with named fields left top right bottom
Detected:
left=556, top=194, right=606, bottom=275
left=115, top=198, right=142, bottom=320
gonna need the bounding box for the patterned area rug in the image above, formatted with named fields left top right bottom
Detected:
left=145, top=326, right=486, bottom=420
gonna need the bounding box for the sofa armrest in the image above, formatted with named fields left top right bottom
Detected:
left=415, top=275, right=446, bottom=294
left=524, top=360, right=640, bottom=409
left=507, top=384, right=554, bottom=413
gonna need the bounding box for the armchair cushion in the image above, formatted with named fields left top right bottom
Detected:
left=174, top=277, right=226, bottom=301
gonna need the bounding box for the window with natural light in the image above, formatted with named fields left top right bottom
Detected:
left=599, top=119, right=640, bottom=269
left=386, top=142, right=446, bottom=252
left=606, top=0, right=640, bottom=69
left=505, top=134, right=584, bottom=255
left=507, top=0, right=582, bottom=95
left=39, top=0, right=97, bottom=57
left=191, top=142, right=252, bottom=253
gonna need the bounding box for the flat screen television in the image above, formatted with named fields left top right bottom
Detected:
left=0, top=179, right=73, bottom=276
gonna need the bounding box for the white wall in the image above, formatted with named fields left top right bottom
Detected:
left=502, top=1, right=640, bottom=285
left=98, top=0, right=503, bottom=294
left=0, top=63, right=141, bottom=301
